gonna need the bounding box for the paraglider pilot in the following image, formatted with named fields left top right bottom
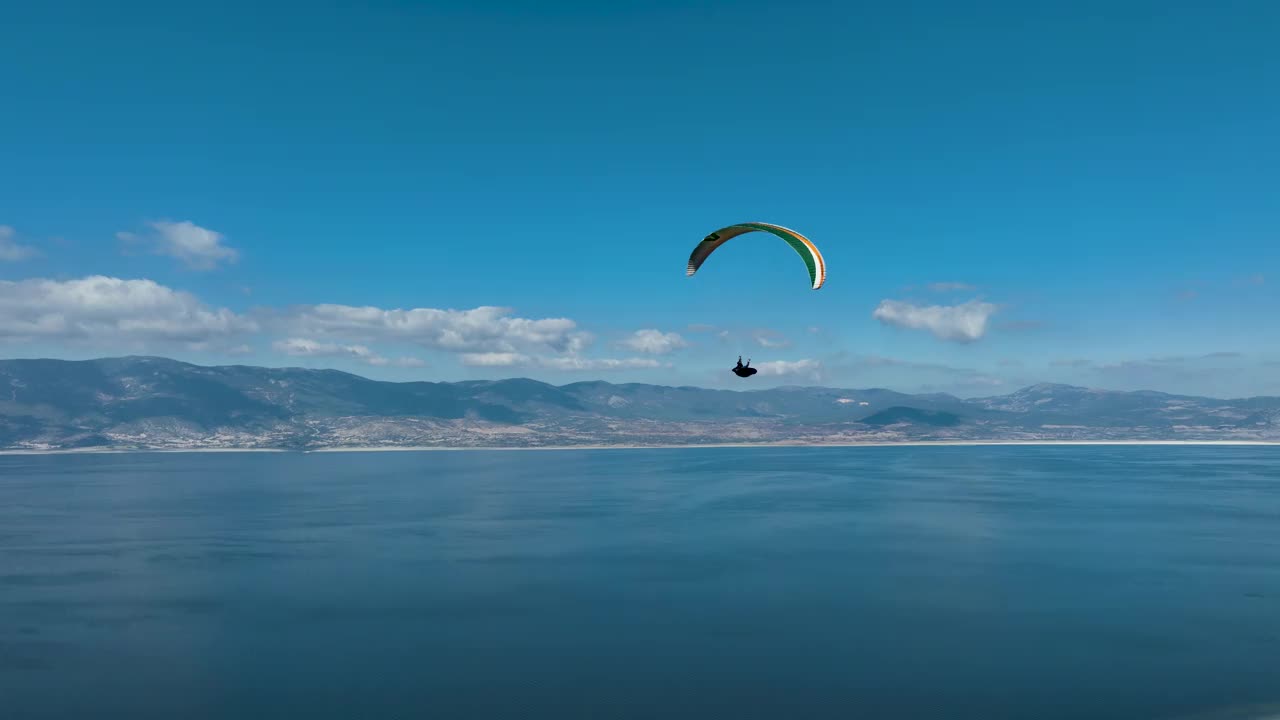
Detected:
left=732, top=356, right=757, bottom=378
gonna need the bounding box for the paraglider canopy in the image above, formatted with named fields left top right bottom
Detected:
left=687, top=222, right=826, bottom=290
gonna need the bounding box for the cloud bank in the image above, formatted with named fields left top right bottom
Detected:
left=275, top=304, right=589, bottom=355
left=272, top=337, right=425, bottom=367
left=0, top=274, right=674, bottom=373
left=0, top=276, right=254, bottom=347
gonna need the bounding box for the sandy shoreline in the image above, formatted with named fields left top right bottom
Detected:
left=2, top=440, right=1277, bottom=456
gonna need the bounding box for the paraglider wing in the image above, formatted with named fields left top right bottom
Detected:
left=686, top=222, right=826, bottom=290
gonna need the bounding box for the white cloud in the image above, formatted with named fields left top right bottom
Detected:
left=457, top=345, right=668, bottom=371
left=366, top=356, right=428, bottom=368
left=566, top=331, right=594, bottom=354
left=273, top=337, right=425, bottom=368
left=0, top=275, right=255, bottom=347
left=0, top=226, right=37, bottom=262
left=619, top=329, right=687, bottom=354
left=461, top=352, right=530, bottom=367
left=277, top=304, right=584, bottom=355
left=872, top=299, right=997, bottom=343
left=754, top=358, right=824, bottom=380
left=538, top=356, right=663, bottom=371
left=0, top=276, right=604, bottom=370
left=461, top=351, right=661, bottom=371
left=119, top=220, right=239, bottom=270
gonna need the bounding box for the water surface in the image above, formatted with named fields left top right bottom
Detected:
left=2, top=446, right=1278, bottom=719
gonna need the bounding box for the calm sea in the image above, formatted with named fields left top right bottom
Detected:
left=2, top=446, right=1279, bottom=719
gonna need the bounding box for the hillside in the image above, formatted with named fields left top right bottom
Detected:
left=1, top=357, right=1277, bottom=450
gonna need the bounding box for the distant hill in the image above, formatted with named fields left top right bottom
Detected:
left=0, top=356, right=1277, bottom=450
left=859, top=406, right=963, bottom=428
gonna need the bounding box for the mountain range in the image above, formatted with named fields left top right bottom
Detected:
left=1, top=356, right=1277, bottom=451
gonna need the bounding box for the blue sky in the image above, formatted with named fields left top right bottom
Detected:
left=2, top=0, right=1278, bottom=396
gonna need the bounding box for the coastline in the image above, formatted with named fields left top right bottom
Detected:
left=0, top=447, right=290, bottom=456
left=2, top=439, right=1278, bottom=456
left=306, top=440, right=1280, bottom=453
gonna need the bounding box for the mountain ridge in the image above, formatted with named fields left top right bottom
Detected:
left=1, top=356, right=1277, bottom=450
